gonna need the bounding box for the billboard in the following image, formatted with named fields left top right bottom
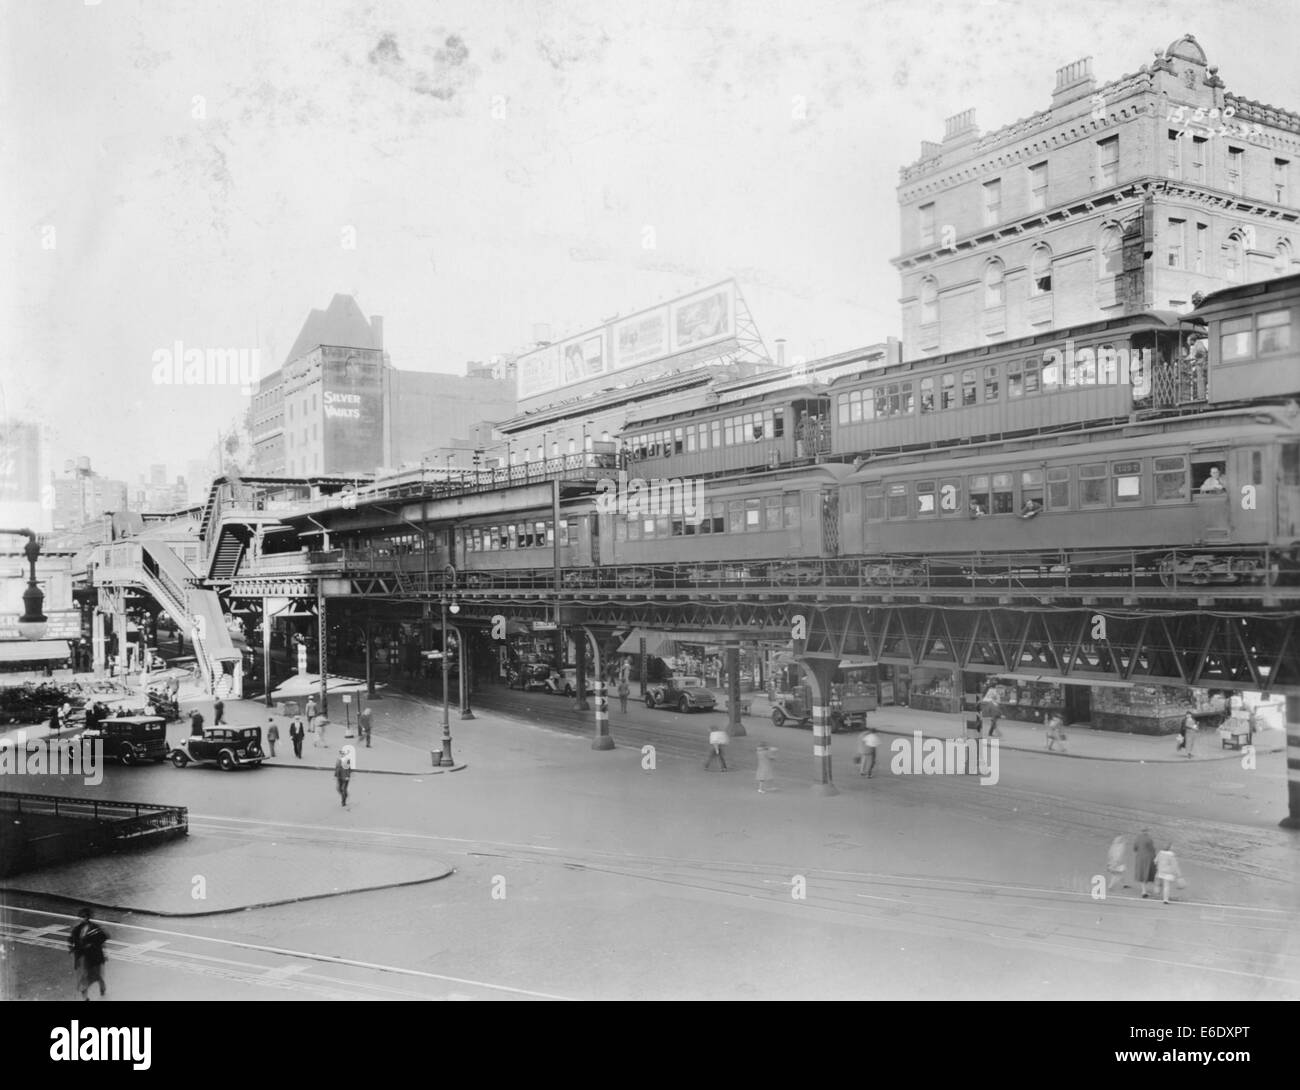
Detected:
left=322, top=354, right=384, bottom=475
left=516, top=280, right=739, bottom=403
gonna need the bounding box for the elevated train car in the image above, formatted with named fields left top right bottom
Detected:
left=1190, top=272, right=1299, bottom=405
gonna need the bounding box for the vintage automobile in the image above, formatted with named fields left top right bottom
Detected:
left=80, top=715, right=169, bottom=765
left=169, top=726, right=265, bottom=771
left=645, top=676, right=717, bottom=713
left=544, top=667, right=596, bottom=697
left=508, top=660, right=552, bottom=691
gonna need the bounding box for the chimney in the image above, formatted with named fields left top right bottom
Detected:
left=1052, top=56, right=1095, bottom=108
left=370, top=315, right=384, bottom=349
left=942, top=109, right=978, bottom=144
left=775, top=338, right=787, bottom=368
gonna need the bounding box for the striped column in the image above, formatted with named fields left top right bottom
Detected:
left=1282, top=695, right=1300, bottom=830
left=811, top=702, right=839, bottom=796
left=591, top=680, right=614, bottom=750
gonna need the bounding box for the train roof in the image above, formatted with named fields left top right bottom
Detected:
left=1190, top=273, right=1300, bottom=318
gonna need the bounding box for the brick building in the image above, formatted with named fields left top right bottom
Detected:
left=894, top=34, right=1300, bottom=360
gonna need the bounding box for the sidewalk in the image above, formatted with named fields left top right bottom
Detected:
left=741, top=693, right=1285, bottom=763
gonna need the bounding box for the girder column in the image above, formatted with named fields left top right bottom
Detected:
left=799, top=653, right=839, bottom=797
left=1283, top=695, right=1300, bottom=831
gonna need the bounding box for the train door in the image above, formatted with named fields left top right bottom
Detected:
left=840, top=484, right=863, bottom=554
left=588, top=513, right=601, bottom=566
left=1280, top=441, right=1300, bottom=543
left=1227, top=445, right=1272, bottom=543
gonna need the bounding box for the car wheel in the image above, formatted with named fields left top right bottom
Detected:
left=170, top=750, right=189, bottom=768
left=771, top=709, right=785, bottom=728
left=218, top=750, right=236, bottom=771
left=678, top=697, right=690, bottom=714
left=119, top=746, right=135, bottom=766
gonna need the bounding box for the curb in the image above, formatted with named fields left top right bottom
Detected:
left=258, top=759, right=468, bottom=776
left=871, top=727, right=1284, bottom=764
left=0, top=868, right=457, bottom=919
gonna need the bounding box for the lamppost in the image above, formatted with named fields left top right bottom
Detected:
left=436, top=564, right=458, bottom=766
left=2, top=529, right=47, bottom=641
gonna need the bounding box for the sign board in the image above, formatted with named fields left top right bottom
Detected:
left=342, top=694, right=351, bottom=704
left=532, top=621, right=558, bottom=631
left=297, top=644, right=308, bottom=674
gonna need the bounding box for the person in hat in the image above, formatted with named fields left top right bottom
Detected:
left=68, top=907, right=109, bottom=1000
left=266, top=718, right=280, bottom=758
left=288, top=715, right=305, bottom=759
left=334, top=748, right=353, bottom=807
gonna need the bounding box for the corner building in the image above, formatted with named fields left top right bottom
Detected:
left=895, top=35, right=1300, bottom=360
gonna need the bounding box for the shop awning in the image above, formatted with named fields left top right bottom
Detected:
left=617, top=628, right=676, bottom=657
left=995, top=672, right=1134, bottom=689
left=0, top=640, right=70, bottom=663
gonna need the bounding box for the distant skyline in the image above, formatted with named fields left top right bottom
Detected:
left=3, top=0, right=1298, bottom=484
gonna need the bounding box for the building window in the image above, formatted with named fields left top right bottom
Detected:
left=920, top=277, right=938, bottom=325
left=1027, top=162, right=1047, bottom=211
left=1030, top=246, right=1052, bottom=294
left=1223, top=232, right=1244, bottom=283
left=1276, top=240, right=1294, bottom=277
left=1195, top=222, right=1208, bottom=273
left=1097, top=136, right=1119, bottom=187
left=1166, top=218, right=1185, bottom=268
left=1275, top=158, right=1290, bottom=204
left=1099, top=226, right=1122, bottom=276
left=919, top=203, right=935, bottom=246
left=1226, top=146, right=1243, bottom=193
left=983, top=179, right=1001, bottom=226
left=983, top=259, right=1005, bottom=308
left=1166, top=129, right=1181, bottom=178
left=1191, top=136, right=1207, bottom=182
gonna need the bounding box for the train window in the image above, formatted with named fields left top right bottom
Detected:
left=991, top=473, right=1014, bottom=514
left=1020, top=469, right=1044, bottom=510
left=940, top=374, right=955, bottom=409
left=1073, top=347, right=1097, bottom=385
left=969, top=475, right=990, bottom=514
left=1220, top=316, right=1253, bottom=360
left=711, top=501, right=726, bottom=533
left=541, top=521, right=552, bottom=547
left=774, top=408, right=785, bottom=437
left=984, top=365, right=999, bottom=402
left=490, top=527, right=502, bottom=551
left=1046, top=467, right=1071, bottom=509
left=849, top=391, right=863, bottom=422
left=884, top=384, right=900, bottom=415
left=655, top=515, right=671, bottom=537
left=916, top=480, right=937, bottom=516
left=887, top=483, right=909, bottom=519
left=961, top=370, right=977, bottom=405
left=728, top=501, right=744, bottom=533
left=1112, top=461, right=1142, bottom=503
left=938, top=479, right=961, bottom=513
left=675, top=428, right=685, bottom=454
left=1282, top=443, right=1300, bottom=485
left=745, top=499, right=762, bottom=530
left=1153, top=457, right=1187, bottom=501
left=1258, top=309, right=1292, bottom=355
left=676, top=514, right=692, bottom=536
left=711, top=421, right=721, bottom=448
left=1251, top=450, right=1263, bottom=484
left=1080, top=463, right=1107, bottom=507
left=920, top=377, right=935, bottom=412
left=724, top=419, right=735, bottom=446
left=901, top=381, right=914, bottom=414
left=1041, top=356, right=1062, bottom=391
left=874, top=387, right=887, bottom=417
left=762, top=410, right=775, bottom=439
left=687, top=428, right=697, bottom=453
left=784, top=495, right=800, bottom=527
left=556, top=520, right=568, bottom=546
left=1024, top=361, right=1041, bottom=396
left=765, top=496, right=782, bottom=530
left=863, top=484, right=884, bottom=521
left=1096, top=345, right=1118, bottom=385
left=642, top=517, right=657, bottom=538
left=1008, top=363, right=1023, bottom=398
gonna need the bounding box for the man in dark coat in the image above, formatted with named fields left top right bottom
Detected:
left=288, top=716, right=305, bottom=759
left=213, top=697, right=225, bottom=725
left=68, top=907, right=109, bottom=1000
left=334, top=749, right=352, bottom=806
left=1133, top=828, right=1157, bottom=899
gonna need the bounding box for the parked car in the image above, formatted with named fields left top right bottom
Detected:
left=80, top=715, right=169, bottom=765
left=509, top=661, right=552, bottom=691
left=545, top=668, right=595, bottom=697
left=170, top=726, right=265, bottom=771
left=645, top=676, right=716, bottom=713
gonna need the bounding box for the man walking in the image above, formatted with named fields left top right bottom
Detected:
left=266, top=718, right=280, bottom=758
left=359, top=706, right=372, bottom=748
left=617, top=677, right=630, bottom=714
left=334, top=748, right=352, bottom=807
left=213, top=697, right=225, bottom=726
left=68, top=907, right=109, bottom=1001
left=857, top=728, right=880, bottom=777
left=289, top=715, right=305, bottom=758
left=305, top=695, right=318, bottom=723
left=1181, top=708, right=1199, bottom=758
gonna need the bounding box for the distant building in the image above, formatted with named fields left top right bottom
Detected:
left=51, top=462, right=130, bottom=531
left=894, top=34, right=1300, bottom=359
left=0, top=421, right=49, bottom=531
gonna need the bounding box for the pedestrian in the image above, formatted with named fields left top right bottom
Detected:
left=49, top=703, right=62, bottom=738
left=756, top=743, right=777, bottom=793
left=266, top=718, right=279, bottom=757
left=305, top=695, right=318, bottom=722
left=68, top=907, right=109, bottom=1001
left=313, top=714, right=328, bottom=748
left=704, top=727, right=729, bottom=771
left=1180, top=708, right=1199, bottom=758
left=1153, top=843, right=1184, bottom=904
left=213, top=697, right=224, bottom=726
left=856, top=728, right=879, bottom=777
left=1045, top=713, right=1068, bottom=753
left=188, top=709, right=204, bottom=737
left=1133, top=828, right=1157, bottom=899
left=359, top=706, right=372, bottom=748
left=980, top=686, right=1002, bottom=738
left=1106, top=834, right=1130, bottom=891
left=617, top=677, right=629, bottom=713
left=334, top=748, right=352, bottom=807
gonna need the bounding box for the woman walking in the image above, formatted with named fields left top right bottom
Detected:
left=1153, top=843, right=1184, bottom=903
left=1106, top=834, right=1129, bottom=891
left=704, top=728, right=729, bottom=771
left=1133, top=828, right=1157, bottom=898
left=756, top=743, right=777, bottom=793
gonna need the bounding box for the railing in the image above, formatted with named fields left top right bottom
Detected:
left=242, top=550, right=311, bottom=575
left=0, top=791, right=187, bottom=830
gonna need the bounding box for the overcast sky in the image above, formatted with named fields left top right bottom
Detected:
left=3, top=0, right=1298, bottom=484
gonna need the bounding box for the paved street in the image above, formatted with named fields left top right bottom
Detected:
left=2, top=681, right=1296, bottom=1001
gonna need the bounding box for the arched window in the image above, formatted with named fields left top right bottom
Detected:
left=984, top=259, right=1005, bottom=309
left=1099, top=226, right=1122, bottom=277
left=1030, top=245, right=1053, bottom=295
left=1275, top=239, right=1293, bottom=277
left=919, top=277, right=939, bottom=325
left=1223, top=231, right=1244, bottom=283
left=568, top=437, right=576, bottom=455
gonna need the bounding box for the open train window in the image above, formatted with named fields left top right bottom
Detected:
left=969, top=475, right=990, bottom=515
left=1153, top=457, right=1188, bottom=501
left=1046, top=467, right=1071, bottom=509
left=916, top=480, right=937, bottom=516
left=1080, top=463, right=1107, bottom=507
left=920, top=378, right=935, bottom=413
left=1020, top=469, right=1044, bottom=510
left=1191, top=458, right=1225, bottom=493
left=991, top=473, right=1014, bottom=514
left=1112, top=461, right=1142, bottom=503
left=1258, top=309, right=1292, bottom=355
left=886, top=483, right=910, bottom=519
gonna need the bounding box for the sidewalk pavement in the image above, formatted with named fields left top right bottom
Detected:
left=739, top=693, right=1284, bottom=763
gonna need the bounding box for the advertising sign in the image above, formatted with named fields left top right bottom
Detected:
left=671, top=283, right=734, bottom=351
left=613, top=308, right=669, bottom=369
left=322, top=354, right=383, bottom=475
